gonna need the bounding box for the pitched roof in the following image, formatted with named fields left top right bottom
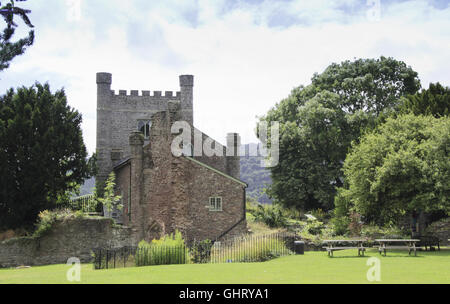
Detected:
left=184, top=156, right=248, bottom=187
left=113, top=157, right=131, bottom=170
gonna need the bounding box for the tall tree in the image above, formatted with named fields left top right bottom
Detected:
left=0, top=83, right=93, bottom=230
left=0, top=0, right=34, bottom=72
left=399, top=82, right=450, bottom=118
left=336, top=114, right=450, bottom=226
left=260, top=57, right=420, bottom=211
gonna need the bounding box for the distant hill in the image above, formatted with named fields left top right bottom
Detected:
left=239, top=143, right=273, bottom=204
left=78, top=177, right=95, bottom=196
left=78, top=143, right=273, bottom=204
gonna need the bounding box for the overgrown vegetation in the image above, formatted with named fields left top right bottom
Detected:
left=190, top=239, right=213, bottom=264
left=260, top=56, right=420, bottom=212
left=134, top=230, right=188, bottom=266
left=0, top=83, right=95, bottom=230
left=335, top=114, right=450, bottom=227
left=258, top=56, right=449, bottom=236
left=33, top=209, right=84, bottom=238
left=246, top=199, right=413, bottom=244
left=95, top=172, right=122, bottom=213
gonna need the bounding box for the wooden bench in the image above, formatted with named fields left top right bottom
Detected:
left=323, top=240, right=366, bottom=257
left=375, top=239, right=420, bottom=256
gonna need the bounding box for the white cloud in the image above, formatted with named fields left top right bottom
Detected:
left=0, top=0, right=449, bottom=155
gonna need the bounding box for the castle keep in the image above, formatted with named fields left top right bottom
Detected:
left=96, top=73, right=247, bottom=242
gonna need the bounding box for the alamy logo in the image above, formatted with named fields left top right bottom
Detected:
left=170, top=121, right=279, bottom=168
left=366, top=0, right=381, bottom=22
left=366, top=257, right=381, bottom=282
left=66, top=257, right=81, bottom=282
left=66, top=0, right=81, bottom=22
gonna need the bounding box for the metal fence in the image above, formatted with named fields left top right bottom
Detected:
left=69, top=194, right=97, bottom=213
left=92, top=232, right=297, bottom=269
left=209, top=231, right=295, bottom=263
left=93, top=246, right=188, bottom=269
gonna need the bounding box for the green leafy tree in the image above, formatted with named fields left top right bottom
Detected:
left=0, top=0, right=34, bottom=72
left=96, top=172, right=122, bottom=213
left=260, top=57, right=420, bottom=211
left=398, top=82, right=450, bottom=118
left=336, top=114, right=450, bottom=226
left=0, top=83, right=93, bottom=230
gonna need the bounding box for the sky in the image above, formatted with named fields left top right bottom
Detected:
left=1, top=0, right=449, bottom=155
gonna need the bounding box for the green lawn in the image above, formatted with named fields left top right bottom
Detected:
left=1, top=249, right=449, bottom=284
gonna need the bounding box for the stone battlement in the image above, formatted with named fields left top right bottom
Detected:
left=96, top=72, right=194, bottom=187
left=111, top=90, right=181, bottom=98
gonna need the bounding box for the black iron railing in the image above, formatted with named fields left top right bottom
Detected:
left=92, top=232, right=297, bottom=269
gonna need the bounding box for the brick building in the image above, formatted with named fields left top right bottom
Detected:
left=96, top=72, right=248, bottom=243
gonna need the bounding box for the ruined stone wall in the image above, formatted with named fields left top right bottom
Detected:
left=113, top=104, right=247, bottom=243
left=96, top=72, right=240, bottom=188
left=0, top=218, right=135, bottom=268
left=190, top=128, right=241, bottom=180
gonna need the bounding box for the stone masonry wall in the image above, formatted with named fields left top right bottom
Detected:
left=0, top=217, right=135, bottom=268
left=96, top=73, right=193, bottom=187
left=184, top=156, right=247, bottom=242
left=113, top=103, right=247, bottom=243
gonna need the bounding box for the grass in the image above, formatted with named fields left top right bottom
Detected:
left=1, top=249, right=449, bottom=284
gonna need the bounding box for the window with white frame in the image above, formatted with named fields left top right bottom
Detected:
left=209, top=197, right=222, bottom=211
left=137, top=120, right=151, bottom=139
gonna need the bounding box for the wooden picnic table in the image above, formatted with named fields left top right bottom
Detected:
left=375, top=239, right=420, bottom=256
left=323, top=239, right=366, bottom=257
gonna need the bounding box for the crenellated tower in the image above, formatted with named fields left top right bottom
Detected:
left=95, top=72, right=194, bottom=187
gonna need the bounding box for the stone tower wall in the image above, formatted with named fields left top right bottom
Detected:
left=96, top=72, right=193, bottom=186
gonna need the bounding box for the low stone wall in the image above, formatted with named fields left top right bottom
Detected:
left=0, top=217, right=136, bottom=268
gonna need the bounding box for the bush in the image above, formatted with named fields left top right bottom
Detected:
left=134, top=230, right=189, bottom=266
left=190, top=239, right=213, bottom=264
left=348, top=211, right=363, bottom=237
left=360, top=224, right=408, bottom=240
left=33, top=209, right=83, bottom=238
left=252, top=204, right=288, bottom=228
left=310, top=209, right=329, bottom=222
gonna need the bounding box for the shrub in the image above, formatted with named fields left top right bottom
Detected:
left=310, top=209, right=329, bottom=222
left=330, top=216, right=350, bottom=236
left=360, top=224, right=408, bottom=240
left=33, top=209, right=83, bottom=238
left=348, top=211, right=363, bottom=237
left=252, top=204, right=288, bottom=228
left=331, top=188, right=352, bottom=235
left=96, top=172, right=122, bottom=213
left=304, top=218, right=325, bottom=235
left=190, top=239, right=213, bottom=264
left=134, top=230, right=189, bottom=266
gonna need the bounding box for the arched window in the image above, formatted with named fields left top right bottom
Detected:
left=137, top=120, right=151, bottom=139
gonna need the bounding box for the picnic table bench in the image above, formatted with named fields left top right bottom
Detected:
left=323, top=239, right=366, bottom=257
left=375, top=239, right=420, bottom=256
